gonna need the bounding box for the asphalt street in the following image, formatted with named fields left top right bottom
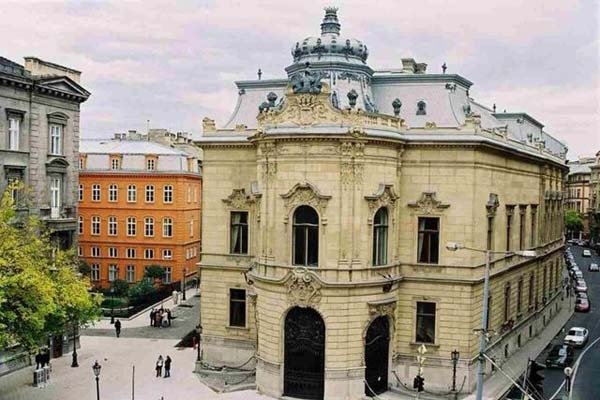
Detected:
left=537, top=244, right=600, bottom=400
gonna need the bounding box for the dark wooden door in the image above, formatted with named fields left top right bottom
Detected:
left=284, top=307, right=325, bottom=400
left=365, top=316, right=390, bottom=396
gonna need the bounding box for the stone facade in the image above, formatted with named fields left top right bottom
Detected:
left=195, top=9, right=568, bottom=400
left=589, top=152, right=600, bottom=245
left=565, top=156, right=596, bottom=239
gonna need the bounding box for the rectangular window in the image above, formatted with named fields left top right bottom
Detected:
left=50, top=177, right=61, bottom=213
left=49, top=124, right=62, bottom=155
left=163, top=267, right=172, bottom=284
left=144, top=249, right=154, bottom=259
left=127, top=217, right=137, bottom=236
left=91, top=264, right=100, bottom=281
left=162, top=249, right=172, bottom=260
left=78, top=246, right=83, bottom=257
left=417, top=217, right=439, bottom=264
left=190, top=219, right=194, bottom=237
left=79, top=157, right=85, bottom=169
left=78, top=184, right=83, bottom=202
left=111, top=158, right=121, bottom=170
left=229, top=289, right=246, bottom=327
left=127, top=185, right=137, bottom=202
left=91, top=216, right=101, bottom=235
left=162, top=217, right=173, bottom=238
left=163, top=185, right=173, bottom=203
left=415, top=301, right=436, bottom=343
left=146, top=158, right=156, bottom=171
left=78, top=216, right=84, bottom=234
left=91, top=246, right=100, bottom=257
left=543, top=266, right=547, bottom=302
left=506, top=206, right=514, bottom=251
left=517, top=278, right=523, bottom=316
left=519, top=206, right=526, bottom=250
left=504, top=283, right=511, bottom=322
left=528, top=274, right=535, bottom=310
left=230, top=212, right=249, bottom=254
left=108, top=216, right=117, bottom=236
left=486, top=216, right=494, bottom=251
left=108, top=247, right=118, bottom=258
left=145, top=185, right=154, bottom=203
left=126, top=248, right=136, bottom=258
left=8, top=117, right=20, bottom=151
left=126, top=265, right=135, bottom=283
left=108, top=184, right=118, bottom=202
left=530, top=206, right=537, bottom=247
left=144, top=217, right=154, bottom=237
left=108, top=264, right=118, bottom=282
left=92, top=184, right=101, bottom=201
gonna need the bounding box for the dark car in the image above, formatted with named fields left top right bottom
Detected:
left=545, top=344, right=574, bottom=367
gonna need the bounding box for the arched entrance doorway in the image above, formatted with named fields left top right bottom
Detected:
left=284, top=307, right=325, bottom=400
left=365, top=316, right=390, bottom=396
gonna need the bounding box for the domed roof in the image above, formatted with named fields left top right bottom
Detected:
left=291, top=7, right=369, bottom=65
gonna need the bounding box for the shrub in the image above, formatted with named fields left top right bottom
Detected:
left=144, top=265, right=165, bottom=280
left=128, top=280, right=156, bottom=303
left=110, top=279, right=130, bottom=297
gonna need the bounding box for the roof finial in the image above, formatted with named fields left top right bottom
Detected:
left=321, top=7, right=341, bottom=35
left=442, top=62, right=447, bottom=74
left=493, top=103, right=497, bottom=113
left=257, top=68, right=262, bottom=80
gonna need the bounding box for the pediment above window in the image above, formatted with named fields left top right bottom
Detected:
left=281, top=182, right=331, bottom=224
left=47, top=112, right=69, bottom=125
left=222, top=187, right=261, bottom=210
left=46, top=156, right=69, bottom=173
left=37, top=76, right=91, bottom=100
left=407, top=192, right=450, bottom=214
left=365, top=184, right=399, bottom=213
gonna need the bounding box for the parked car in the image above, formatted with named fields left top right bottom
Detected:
left=583, top=249, right=592, bottom=257
left=576, top=297, right=590, bottom=312
left=564, top=327, right=589, bottom=348
left=575, top=280, right=588, bottom=293
left=589, top=263, right=599, bottom=272
left=545, top=344, right=574, bottom=367
left=574, top=271, right=584, bottom=280
left=567, top=239, right=576, bottom=245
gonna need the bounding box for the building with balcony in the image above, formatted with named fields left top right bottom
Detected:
left=0, top=56, right=90, bottom=249
left=78, top=133, right=201, bottom=288
left=195, top=8, right=568, bottom=400
left=565, top=156, right=596, bottom=239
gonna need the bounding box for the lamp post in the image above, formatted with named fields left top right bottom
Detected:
left=71, top=319, right=78, bottom=367
left=109, top=287, right=115, bottom=324
left=92, top=360, right=101, bottom=400
left=182, top=267, right=187, bottom=301
left=451, top=349, right=460, bottom=399
left=446, top=242, right=536, bottom=400
left=196, top=324, right=202, bottom=362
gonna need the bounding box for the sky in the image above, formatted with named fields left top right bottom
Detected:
left=2, top=0, right=599, bottom=159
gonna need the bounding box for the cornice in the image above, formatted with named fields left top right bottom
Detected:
left=371, top=73, right=473, bottom=89
left=79, top=170, right=202, bottom=179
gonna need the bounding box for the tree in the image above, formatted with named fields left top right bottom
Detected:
left=78, top=259, right=91, bottom=277
left=110, top=279, right=129, bottom=297
left=144, top=265, right=166, bottom=281
left=565, top=210, right=583, bottom=236
left=0, top=184, right=101, bottom=350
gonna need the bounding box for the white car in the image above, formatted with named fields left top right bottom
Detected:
left=589, top=263, right=599, bottom=272
left=575, top=280, right=588, bottom=293
left=574, top=271, right=583, bottom=279
left=564, top=327, right=589, bottom=348
left=583, top=250, right=592, bottom=257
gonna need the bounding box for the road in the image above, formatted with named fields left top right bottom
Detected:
left=537, top=244, right=600, bottom=400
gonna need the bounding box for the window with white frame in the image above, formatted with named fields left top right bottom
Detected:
left=50, top=177, right=61, bottom=212
left=163, top=185, right=173, bottom=203
left=144, top=248, right=154, bottom=259
left=108, top=184, right=118, bottom=202
left=78, top=246, right=83, bottom=257
left=163, top=217, right=173, bottom=237
left=108, top=264, right=118, bottom=282
left=229, top=289, right=246, bottom=327
left=49, top=124, right=63, bottom=155
left=127, top=185, right=137, bottom=202
left=91, top=264, right=100, bottom=281
left=91, top=216, right=101, bottom=235
left=415, top=301, right=436, bottom=344
left=144, top=217, right=154, bottom=237
left=127, top=217, right=137, bottom=236
left=8, top=117, right=20, bottom=151
left=92, top=184, right=101, bottom=201
left=91, top=246, right=100, bottom=257
left=162, top=249, right=172, bottom=260
left=78, top=216, right=84, bottom=234
left=146, top=158, right=156, bottom=171
left=126, top=265, right=135, bottom=283
left=292, top=206, right=319, bottom=266
left=108, top=216, right=117, bottom=236
left=187, top=186, right=192, bottom=202
left=230, top=211, right=248, bottom=254
left=79, top=157, right=85, bottom=169
left=110, top=158, right=121, bottom=170
left=126, top=248, right=136, bottom=258
left=372, top=207, right=388, bottom=266
left=145, top=185, right=154, bottom=202
left=78, top=184, right=83, bottom=201
left=108, top=247, right=118, bottom=258
left=163, top=267, right=172, bottom=283
left=190, top=219, right=194, bottom=237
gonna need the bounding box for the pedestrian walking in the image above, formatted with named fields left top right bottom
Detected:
left=167, top=309, right=172, bottom=327
left=114, top=319, right=122, bottom=338
left=155, top=355, right=163, bottom=377
left=150, top=309, right=155, bottom=327
left=164, top=356, right=172, bottom=378
left=155, top=310, right=162, bottom=328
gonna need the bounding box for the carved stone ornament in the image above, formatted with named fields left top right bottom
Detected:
left=408, top=192, right=450, bottom=214
left=202, top=117, right=216, bottom=133
left=486, top=193, right=499, bottom=217
left=368, top=300, right=396, bottom=321
left=365, top=184, right=399, bottom=213
left=281, top=182, right=331, bottom=223
left=290, top=65, right=323, bottom=94
left=285, top=267, right=322, bottom=307
left=222, top=188, right=261, bottom=210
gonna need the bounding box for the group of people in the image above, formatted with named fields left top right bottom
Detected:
left=155, top=355, right=172, bottom=378
left=34, top=348, right=51, bottom=370
left=150, top=308, right=172, bottom=328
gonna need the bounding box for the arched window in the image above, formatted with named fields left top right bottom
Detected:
left=416, top=101, right=427, bottom=115
left=372, top=207, right=388, bottom=266
left=292, top=206, right=319, bottom=266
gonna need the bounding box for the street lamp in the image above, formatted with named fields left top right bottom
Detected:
left=71, top=318, right=78, bottom=367
left=92, top=360, right=101, bottom=400
left=109, top=287, right=115, bottom=324
left=451, top=349, right=460, bottom=399
left=446, top=242, right=536, bottom=400
left=182, top=267, right=187, bottom=301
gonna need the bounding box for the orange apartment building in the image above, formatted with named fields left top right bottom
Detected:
left=78, top=135, right=201, bottom=288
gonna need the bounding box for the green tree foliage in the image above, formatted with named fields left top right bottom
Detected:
left=78, top=259, right=91, bottom=277
left=144, top=265, right=166, bottom=280
left=0, top=185, right=101, bottom=350
left=128, top=280, right=156, bottom=304
left=110, top=279, right=129, bottom=297
left=565, top=210, right=583, bottom=233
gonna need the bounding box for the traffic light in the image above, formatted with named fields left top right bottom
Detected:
left=413, top=375, right=425, bottom=392
left=528, top=360, right=545, bottom=400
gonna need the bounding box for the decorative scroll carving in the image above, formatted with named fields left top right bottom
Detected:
left=202, top=117, right=216, bottom=133
left=365, top=184, right=399, bottom=213
left=424, top=121, right=437, bottom=130
left=281, top=182, right=331, bottom=223
left=486, top=193, right=499, bottom=217
left=286, top=267, right=322, bottom=308
left=408, top=192, right=450, bottom=214
left=222, top=188, right=261, bottom=210
left=367, top=299, right=396, bottom=326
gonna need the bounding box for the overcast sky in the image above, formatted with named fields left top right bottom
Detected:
left=2, top=0, right=599, bottom=159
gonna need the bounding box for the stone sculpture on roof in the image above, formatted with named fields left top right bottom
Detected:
left=290, top=64, right=323, bottom=94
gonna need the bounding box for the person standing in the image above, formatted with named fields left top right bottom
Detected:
left=150, top=309, right=155, bottom=327
left=164, top=356, right=172, bottom=378
left=114, top=319, right=122, bottom=338
left=155, top=355, right=163, bottom=377
left=166, top=309, right=172, bottom=327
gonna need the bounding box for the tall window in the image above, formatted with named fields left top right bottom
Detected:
left=127, top=217, right=137, bottom=236
left=127, top=185, right=137, bottom=202
left=144, top=248, right=154, bottom=259
left=506, top=206, right=514, bottom=251
left=49, top=124, right=62, bottom=155
left=91, top=264, right=100, bottom=281
left=487, top=216, right=494, bottom=250
left=417, top=217, right=439, bottom=264
left=519, top=206, right=526, bottom=250
left=292, top=206, right=319, bottom=266
left=549, top=267, right=554, bottom=295
left=8, top=117, right=20, bottom=150
left=92, top=184, right=101, bottom=201
left=163, top=267, right=172, bottom=284
left=91, top=216, right=100, bottom=235
left=229, top=289, right=246, bottom=327
left=163, top=185, right=173, bottom=203
left=162, top=217, right=173, bottom=238
left=503, top=283, right=511, bottom=322
left=145, top=185, right=154, bottom=203
left=528, top=273, right=535, bottom=310
left=517, top=278, right=523, bottom=316
left=78, top=216, right=84, bottom=234
left=108, top=247, right=118, bottom=258
left=108, top=216, right=117, bottom=236
left=78, top=246, right=83, bottom=257
left=126, top=265, right=135, bottom=283
left=108, top=184, right=118, bottom=202
left=543, top=266, right=547, bottom=302
left=144, top=217, right=154, bottom=237
left=530, top=205, right=537, bottom=247
left=78, top=184, right=83, bottom=202
left=126, top=248, right=136, bottom=258
left=415, top=301, right=436, bottom=343
left=190, top=219, right=194, bottom=237
left=146, top=158, right=156, bottom=171
left=373, top=207, right=388, bottom=266
left=485, top=296, right=492, bottom=331
left=91, top=246, right=100, bottom=257
left=50, top=177, right=61, bottom=212
left=108, top=265, right=118, bottom=282
left=110, top=157, right=121, bottom=170
left=162, top=249, right=172, bottom=259
left=230, top=211, right=248, bottom=254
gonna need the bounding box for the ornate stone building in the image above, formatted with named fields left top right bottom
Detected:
left=565, top=156, right=596, bottom=239
left=196, top=9, right=568, bottom=400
